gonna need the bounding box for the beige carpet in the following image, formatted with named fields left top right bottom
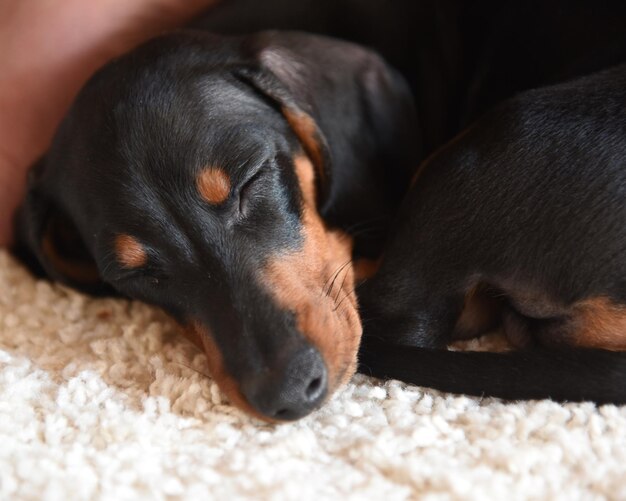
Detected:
left=1, top=249, right=626, bottom=500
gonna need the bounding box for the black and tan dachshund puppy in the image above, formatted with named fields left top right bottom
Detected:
left=13, top=1, right=626, bottom=420
left=14, top=31, right=417, bottom=421
left=193, top=0, right=626, bottom=405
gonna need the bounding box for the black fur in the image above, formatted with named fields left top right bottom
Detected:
left=13, top=0, right=626, bottom=414
left=358, top=64, right=626, bottom=403
left=13, top=29, right=416, bottom=420
left=196, top=0, right=626, bottom=404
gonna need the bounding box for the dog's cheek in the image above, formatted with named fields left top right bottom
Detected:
left=261, top=155, right=362, bottom=389
left=323, top=231, right=363, bottom=387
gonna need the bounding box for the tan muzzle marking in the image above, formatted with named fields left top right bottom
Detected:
left=261, top=155, right=362, bottom=393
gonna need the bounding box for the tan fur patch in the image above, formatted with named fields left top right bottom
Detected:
left=282, top=108, right=327, bottom=186
left=41, top=232, right=100, bottom=283
left=261, top=155, right=361, bottom=393
left=570, top=297, right=626, bottom=349
left=114, top=234, right=147, bottom=269
left=197, top=167, right=231, bottom=205
left=453, top=285, right=502, bottom=340
left=354, top=257, right=381, bottom=283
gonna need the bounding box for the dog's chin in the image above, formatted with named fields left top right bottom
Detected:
left=181, top=323, right=271, bottom=421
left=182, top=315, right=361, bottom=422
left=330, top=350, right=359, bottom=397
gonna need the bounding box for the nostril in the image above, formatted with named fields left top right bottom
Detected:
left=305, top=376, right=323, bottom=400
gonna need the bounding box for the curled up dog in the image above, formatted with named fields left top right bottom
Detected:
left=13, top=8, right=626, bottom=421
left=13, top=30, right=417, bottom=421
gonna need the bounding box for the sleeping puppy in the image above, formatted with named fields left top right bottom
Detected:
left=177, top=0, right=626, bottom=406
left=14, top=16, right=626, bottom=418
left=13, top=31, right=418, bottom=421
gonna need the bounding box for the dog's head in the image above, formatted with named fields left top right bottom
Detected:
left=14, top=31, right=417, bottom=421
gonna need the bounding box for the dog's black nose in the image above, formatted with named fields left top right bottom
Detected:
left=241, top=346, right=328, bottom=421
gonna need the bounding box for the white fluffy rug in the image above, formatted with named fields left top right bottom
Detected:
left=1, top=249, right=626, bottom=500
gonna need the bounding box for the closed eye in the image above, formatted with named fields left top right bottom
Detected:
left=239, top=169, right=265, bottom=215
left=108, top=268, right=168, bottom=288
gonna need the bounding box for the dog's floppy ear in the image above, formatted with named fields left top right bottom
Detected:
left=12, top=159, right=108, bottom=295
left=235, top=54, right=333, bottom=204
left=235, top=32, right=419, bottom=213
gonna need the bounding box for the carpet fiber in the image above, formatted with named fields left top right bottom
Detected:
left=1, top=249, right=625, bottom=500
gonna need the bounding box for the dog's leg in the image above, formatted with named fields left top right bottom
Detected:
left=357, top=64, right=626, bottom=404
left=358, top=262, right=465, bottom=350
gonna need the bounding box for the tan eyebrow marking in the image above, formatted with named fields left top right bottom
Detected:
left=197, top=167, right=231, bottom=205
left=114, top=234, right=147, bottom=268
